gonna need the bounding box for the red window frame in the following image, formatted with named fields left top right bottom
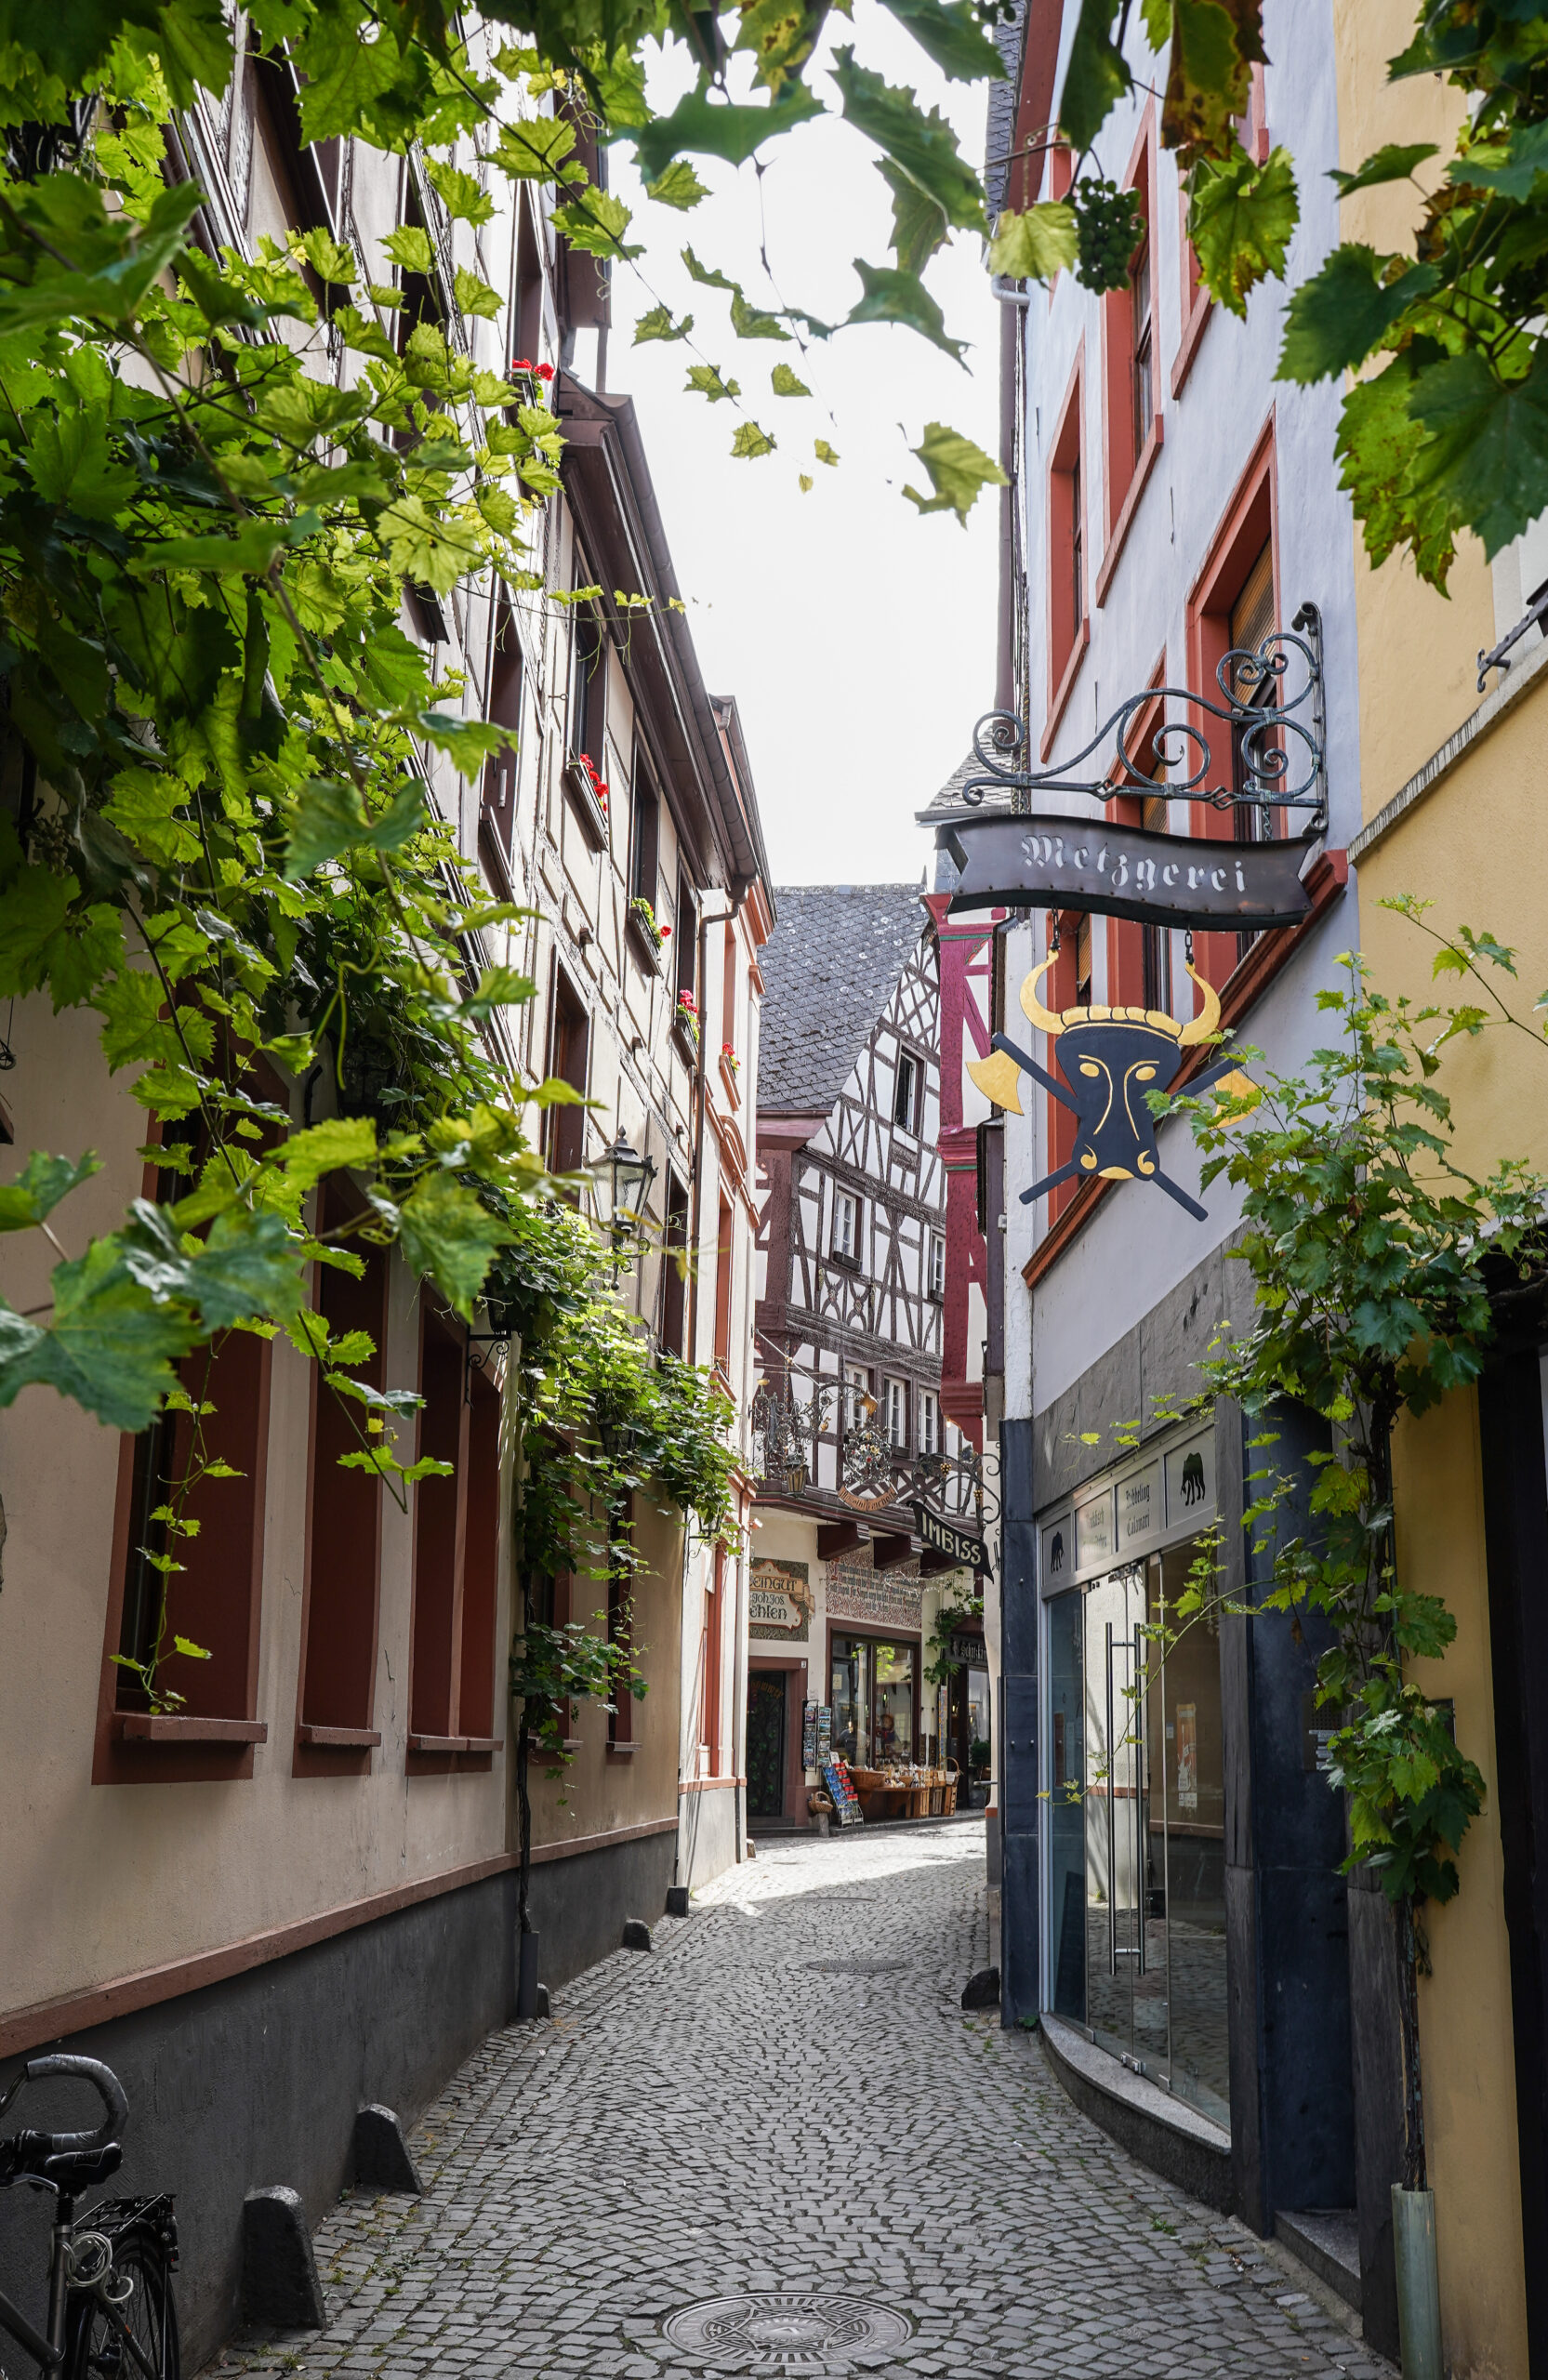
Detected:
left=406, top=1296, right=501, bottom=1765
left=1043, top=345, right=1088, bottom=758
left=1097, top=106, right=1162, bottom=606
left=1185, top=417, right=1279, bottom=997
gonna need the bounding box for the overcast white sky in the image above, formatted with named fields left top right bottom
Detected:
left=602, top=7, right=1002, bottom=890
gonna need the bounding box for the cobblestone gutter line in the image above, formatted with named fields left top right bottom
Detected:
left=207, top=1825, right=1395, bottom=2380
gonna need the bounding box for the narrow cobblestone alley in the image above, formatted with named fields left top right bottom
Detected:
left=213, top=1823, right=1393, bottom=2380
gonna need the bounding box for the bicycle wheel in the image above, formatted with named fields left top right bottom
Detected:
left=66, top=2237, right=179, bottom=2380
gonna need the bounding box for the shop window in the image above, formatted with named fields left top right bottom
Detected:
left=713, top=1193, right=734, bottom=1374
left=920, top=1389, right=941, bottom=1456
left=1046, top=359, right=1087, bottom=736
left=407, top=1300, right=501, bottom=1754
left=481, top=598, right=523, bottom=884
left=893, top=1049, right=920, bottom=1133
left=833, top=1189, right=860, bottom=1263
left=884, top=1376, right=907, bottom=1448
left=928, top=1233, right=945, bottom=1302
left=661, top=1171, right=689, bottom=1355
left=297, top=1185, right=390, bottom=1756
left=830, top=1633, right=918, bottom=1769
left=545, top=963, right=589, bottom=1179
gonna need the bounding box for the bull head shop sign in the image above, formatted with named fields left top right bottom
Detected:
left=946, top=613, right=1330, bottom=1223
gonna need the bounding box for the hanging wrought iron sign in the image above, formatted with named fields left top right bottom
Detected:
left=911, top=1501, right=992, bottom=1576
left=969, top=957, right=1254, bottom=1222
left=939, top=610, right=1327, bottom=932
left=940, top=813, right=1316, bottom=931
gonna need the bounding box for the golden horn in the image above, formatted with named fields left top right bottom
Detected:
left=1177, top=961, right=1223, bottom=1047
left=1019, top=954, right=1063, bottom=1038
left=967, top=1049, right=1025, bottom=1117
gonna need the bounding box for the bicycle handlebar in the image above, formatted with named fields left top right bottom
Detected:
left=12, top=2056, right=128, bottom=2152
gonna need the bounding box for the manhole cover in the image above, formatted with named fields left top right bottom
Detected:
left=664, top=2293, right=914, bottom=2368
left=800, top=1956, right=908, bottom=1976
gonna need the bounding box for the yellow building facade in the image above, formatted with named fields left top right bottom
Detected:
left=1335, top=7, right=1548, bottom=2371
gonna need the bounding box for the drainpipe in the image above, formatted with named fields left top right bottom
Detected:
left=685, top=885, right=743, bottom=1358
left=996, top=295, right=1020, bottom=716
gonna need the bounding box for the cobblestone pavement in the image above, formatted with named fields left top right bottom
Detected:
left=211, top=1820, right=1394, bottom=2380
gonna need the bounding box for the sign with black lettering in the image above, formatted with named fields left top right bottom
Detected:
left=912, top=1502, right=992, bottom=1575
left=940, top=814, right=1316, bottom=932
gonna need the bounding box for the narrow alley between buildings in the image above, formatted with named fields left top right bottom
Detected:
left=210, top=1824, right=1391, bottom=2380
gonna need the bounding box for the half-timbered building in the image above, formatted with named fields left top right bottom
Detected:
left=748, top=887, right=981, bottom=1831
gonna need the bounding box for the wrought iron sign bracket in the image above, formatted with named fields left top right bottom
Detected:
left=957, top=603, right=1328, bottom=837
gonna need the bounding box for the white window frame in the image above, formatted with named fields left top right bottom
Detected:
left=885, top=1377, right=907, bottom=1448
left=929, top=1233, right=946, bottom=1301
left=893, top=1051, right=919, bottom=1133
left=844, top=1364, right=868, bottom=1434
left=833, top=1188, right=859, bottom=1262
left=920, top=1388, right=940, bottom=1456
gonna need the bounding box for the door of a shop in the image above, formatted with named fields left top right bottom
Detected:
left=747, top=1671, right=787, bottom=1818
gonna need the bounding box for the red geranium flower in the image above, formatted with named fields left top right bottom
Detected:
left=512, top=357, right=533, bottom=371
left=536, top=363, right=555, bottom=381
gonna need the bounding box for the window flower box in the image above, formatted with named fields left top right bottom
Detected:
left=562, top=750, right=609, bottom=850
left=674, top=993, right=701, bottom=1063
left=627, top=895, right=668, bottom=973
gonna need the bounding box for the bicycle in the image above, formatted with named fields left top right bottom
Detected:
left=0, top=2055, right=179, bottom=2380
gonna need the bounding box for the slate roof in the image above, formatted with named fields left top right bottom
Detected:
left=918, top=751, right=1018, bottom=893
left=758, top=885, right=926, bottom=1115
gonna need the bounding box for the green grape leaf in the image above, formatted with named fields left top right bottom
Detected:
left=682, top=246, right=739, bottom=293
left=491, top=116, right=579, bottom=179
left=425, top=159, right=496, bottom=223
left=0, top=1150, right=99, bottom=1233
left=21, top=410, right=137, bottom=521
left=731, top=289, right=791, bottom=340
left=0, top=1240, right=196, bottom=1435
left=987, top=202, right=1078, bottom=283
left=1060, top=0, right=1131, bottom=151
left=1188, top=139, right=1298, bottom=316
left=0, top=867, right=78, bottom=995
left=731, top=420, right=776, bottom=457
left=297, top=228, right=357, bottom=285
left=283, top=778, right=426, bottom=879
left=800, top=472, right=814, bottom=491
left=551, top=192, right=642, bottom=258
left=460, top=966, right=538, bottom=1019
left=845, top=260, right=969, bottom=364
left=418, top=709, right=509, bottom=773
left=1450, top=121, right=1548, bottom=203
left=771, top=363, right=811, bottom=395
left=831, top=51, right=986, bottom=233
left=1408, top=347, right=1548, bottom=561
left=633, top=82, right=824, bottom=180
left=814, top=438, right=840, bottom=465
left=645, top=161, right=710, bottom=209
left=686, top=364, right=742, bottom=402
left=902, top=420, right=1007, bottom=524
left=1277, top=245, right=1439, bottom=384
left=382, top=225, right=435, bottom=277
left=121, top=1200, right=302, bottom=1331
left=880, top=0, right=1005, bottom=80
left=1162, top=0, right=1262, bottom=161
left=332, top=303, right=399, bottom=362
left=1335, top=356, right=1457, bottom=588
left=279, top=1117, right=379, bottom=1191
left=880, top=160, right=948, bottom=278
left=1330, top=141, right=1440, bottom=199
left=634, top=304, right=695, bottom=343
left=454, top=266, right=503, bottom=319
left=396, top=1172, right=509, bottom=1316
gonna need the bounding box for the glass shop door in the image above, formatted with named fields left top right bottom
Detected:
left=1083, top=1565, right=1168, bottom=2072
